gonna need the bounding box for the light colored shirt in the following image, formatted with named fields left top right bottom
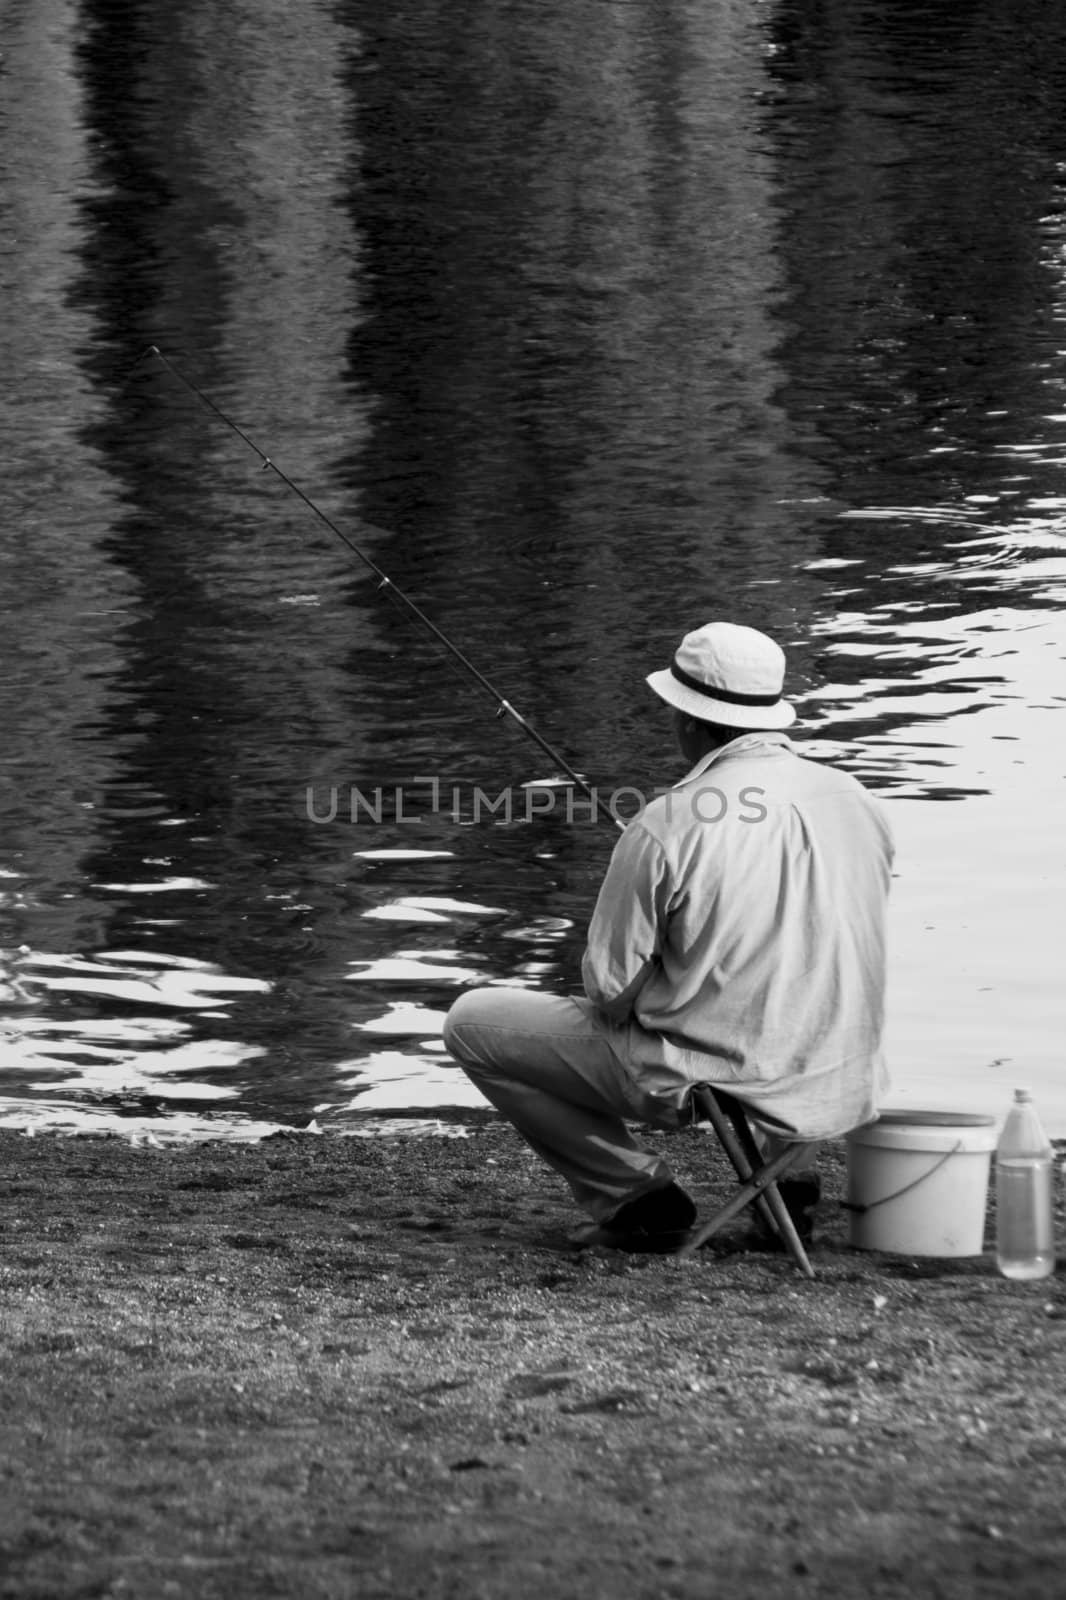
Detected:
left=581, top=734, right=894, bottom=1138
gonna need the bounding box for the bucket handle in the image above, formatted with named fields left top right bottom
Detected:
left=840, top=1139, right=964, bottom=1214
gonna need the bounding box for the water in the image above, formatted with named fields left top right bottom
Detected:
left=995, top=1159, right=1056, bottom=1280
left=3, top=0, right=1066, bottom=1138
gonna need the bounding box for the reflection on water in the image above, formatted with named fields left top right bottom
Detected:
left=2, top=0, right=1066, bottom=1135
left=0, top=942, right=277, bottom=1137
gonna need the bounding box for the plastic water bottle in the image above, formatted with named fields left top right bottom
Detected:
left=995, top=1089, right=1055, bottom=1280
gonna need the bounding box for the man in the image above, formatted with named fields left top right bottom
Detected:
left=443, top=621, right=894, bottom=1251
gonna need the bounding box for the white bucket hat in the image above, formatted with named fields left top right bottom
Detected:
left=646, top=621, right=796, bottom=731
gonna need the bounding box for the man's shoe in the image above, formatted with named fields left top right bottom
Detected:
left=749, top=1171, right=821, bottom=1249
left=608, top=1180, right=698, bottom=1235
left=570, top=1181, right=698, bottom=1254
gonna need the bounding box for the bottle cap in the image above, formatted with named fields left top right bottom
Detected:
left=1013, top=1088, right=1032, bottom=1103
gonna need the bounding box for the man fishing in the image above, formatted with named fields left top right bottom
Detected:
left=443, top=621, right=894, bottom=1252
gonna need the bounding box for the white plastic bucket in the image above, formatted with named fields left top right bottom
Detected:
left=845, top=1109, right=998, bottom=1257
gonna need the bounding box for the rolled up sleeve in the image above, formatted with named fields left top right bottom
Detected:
left=581, top=824, right=672, bottom=1022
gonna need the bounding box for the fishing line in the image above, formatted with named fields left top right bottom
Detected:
left=144, top=346, right=622, bottom=835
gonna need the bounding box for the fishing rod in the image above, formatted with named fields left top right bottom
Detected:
left=144, top=346, right=623, bottom=835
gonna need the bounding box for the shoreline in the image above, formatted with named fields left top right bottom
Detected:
left=2, top=1125, right=1065, bottom=1598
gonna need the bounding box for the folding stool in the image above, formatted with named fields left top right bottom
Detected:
left=679, top=1085, right=823, bottom=1277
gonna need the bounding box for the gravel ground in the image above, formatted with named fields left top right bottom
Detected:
left=1, top=1121, right=1064, bottom=1600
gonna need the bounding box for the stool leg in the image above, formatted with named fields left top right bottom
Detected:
left=682, top=1089, right=819, bottom=1276
left=681, top=1142, right=815, bottom=1261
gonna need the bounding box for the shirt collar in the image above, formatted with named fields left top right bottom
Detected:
left=673, top=731, right=794, bottom=790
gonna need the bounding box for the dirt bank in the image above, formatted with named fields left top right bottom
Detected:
left=1, top=1121, right=1064, bottom=1599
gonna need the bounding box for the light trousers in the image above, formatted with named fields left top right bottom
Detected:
left=442, top=986, right=690, bottom=1222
